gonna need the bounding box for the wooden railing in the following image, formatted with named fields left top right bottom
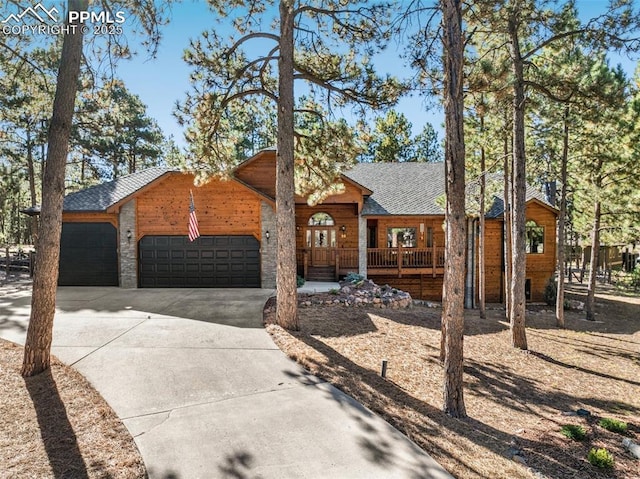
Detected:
left=367, top=246, right=445, bottom=277
left=296, top=245, right=445, bottom=279
left=336, top=248, right=359, bottom=274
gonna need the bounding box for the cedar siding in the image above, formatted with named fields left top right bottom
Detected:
left=135, top=173, right=262, bottom=240
left=522, top=200, right=557, bottom=302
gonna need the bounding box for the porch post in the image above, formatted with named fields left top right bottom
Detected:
left=358, top=213, right=367, bottom=277
left=118, top=199, right=137, bottom=288
left=260, top=201, right=277, bottom=289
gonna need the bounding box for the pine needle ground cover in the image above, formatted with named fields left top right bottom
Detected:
left=266, top=287, right=640, bottom=479
left=0, top=340, right=145, bottom=478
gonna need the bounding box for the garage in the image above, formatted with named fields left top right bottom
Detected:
left=138, top=235, right=260, bottom=288
left=58, top=222, right=119, bottom=286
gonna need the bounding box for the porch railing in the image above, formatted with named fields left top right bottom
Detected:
left=296, top=245, right=445, bottom=279
left=367, top=245, right=445, bottom=277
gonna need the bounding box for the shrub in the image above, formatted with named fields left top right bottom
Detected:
left=598, top=418, right=628, bottom=434
left=543, top=277, right=557, bottom=306
left=588, top=448, right=614, bottom=469
left=345, top=272, right=364, bottom=284
left=328, top=288, right=339, bottom=295
left=296, top=275, right=305, bottom=288
left=561, top=424, right=586, bottom=441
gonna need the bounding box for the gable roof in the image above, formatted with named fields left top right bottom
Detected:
left=63, top=167, right=172, bottom=212
left=344, top=162, right=446, bottom=216
left=343, top=162, right=556, bottom=217
left=63, top=160, right=556, bottom=217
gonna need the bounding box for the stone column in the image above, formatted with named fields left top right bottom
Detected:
left=261, top=201, right=277, bottom=289
left=118, top=199, right=137, bottom=288
left=358, top=213, right=367, bottom=278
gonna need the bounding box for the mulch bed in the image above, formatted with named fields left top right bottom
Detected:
left=0, top=339, right=145, bottom=478
left=264, top=288, right=640, bottom=479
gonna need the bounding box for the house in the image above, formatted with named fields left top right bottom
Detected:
left=60, top=148, right=558, bottom=302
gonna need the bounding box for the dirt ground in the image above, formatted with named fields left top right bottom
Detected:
left=0, top=340, right=145, bottom=478
left=266, top=283, right=640, bottom=479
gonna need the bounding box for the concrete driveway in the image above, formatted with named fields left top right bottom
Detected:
left=0, top=284, right=452, bottom=479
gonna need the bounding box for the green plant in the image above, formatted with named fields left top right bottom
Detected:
left=561, top=424, right=586, bottom=441
left=297, top=275, right=305, bottom=288
left=598, top=417, right=628, bottom=434
left=543, top=277, right=557, bottom=306
left=345, top=272, right=364, bottom=284
left=329, top=288, right=339, bottom=295
left=588, top=448, right=614, bottom=469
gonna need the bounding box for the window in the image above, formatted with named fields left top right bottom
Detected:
left=308, top=212, right=334, bottom=226
left=526, top=220, right=544, bottom=254
left=387, top=227, right=416, bottom=248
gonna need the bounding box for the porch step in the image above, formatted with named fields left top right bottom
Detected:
left=306, top=266, right=336, bottom=281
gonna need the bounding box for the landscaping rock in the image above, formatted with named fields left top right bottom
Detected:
left=622, top=438, right=640, bottom=460
left=297, top=278, right=412, bottom=309
left=567, top=300, right=585, bottom=311
left=576, top=408, right=591, bottom=417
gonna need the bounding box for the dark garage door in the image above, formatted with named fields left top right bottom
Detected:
left=58, top=222, right=119, bottom=286
left=138, top=235, right=260, bottom=288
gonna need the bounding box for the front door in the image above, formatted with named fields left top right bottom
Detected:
left=306, top=227, right=336, bottom=266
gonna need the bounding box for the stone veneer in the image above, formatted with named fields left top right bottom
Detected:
left=260, top=201, right=277, bottom=289
left=118, top=199, right=137, bottom=288
left=358, top=214, right=367, bottom=277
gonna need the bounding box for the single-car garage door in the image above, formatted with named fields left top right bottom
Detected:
left=58, top=222, right=119, bottom=286
left=138, top=235, right=260, bottom=288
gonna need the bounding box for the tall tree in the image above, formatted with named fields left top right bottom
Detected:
left=441, top=0, right=467, bottom=418
left=179, top=1, right=402, bottom=329
left=22, top=0, right=87, bottom=377
left=74, top=79, right=165, bottom=181
left=365, top=110, right=414, bottom=162
left=466, top=0, right=640, bottom=349
left=414, top=121, right=443, bottom=162
left=19, top=0, right=173, bottom=377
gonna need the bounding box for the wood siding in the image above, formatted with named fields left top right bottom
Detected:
left=234, top=151, right=277, bottom=198
left=523, top=201, right=557, bottom=302
left=62, top=212, right=118, bottom=227
left=483, top=219, right=504, bottom=303
left=295, top=204, right=359, bottom=250
left=368, top=274, right=444, bottom=301
left=136, top=174, right=262, bottom=241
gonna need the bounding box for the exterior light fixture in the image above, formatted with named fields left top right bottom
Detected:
left=340, top=225, right=347, bottom=239
left=265, top=230, right=270, bottom=242
left=126, top=229, right=132, bottom=243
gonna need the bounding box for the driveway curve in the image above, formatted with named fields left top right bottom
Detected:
left=0, top=286, right=452, bottom=479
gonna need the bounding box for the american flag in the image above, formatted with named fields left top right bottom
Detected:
left=188, top=190, right=201, bottom=242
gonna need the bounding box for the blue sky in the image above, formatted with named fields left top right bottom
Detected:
left=114, top=1, right=639, bottom=148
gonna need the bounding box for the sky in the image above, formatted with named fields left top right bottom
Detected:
left=112, top=1, right=639, bottom=149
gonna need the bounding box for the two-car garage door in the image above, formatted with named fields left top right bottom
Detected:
left=138, top=235, right=260, bottom=288
left=59, top=223, right=260, bottom=288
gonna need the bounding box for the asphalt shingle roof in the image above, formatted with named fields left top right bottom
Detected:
left=63, top=167, right=172, bottom=211
left=344, top=162, right=554, bottom=217
left=63, top=162, right=554, bottom=216
left=344, top=162, right=446, bottom=216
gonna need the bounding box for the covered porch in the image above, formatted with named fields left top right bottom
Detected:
left=296, top=245, right=446, bottom=281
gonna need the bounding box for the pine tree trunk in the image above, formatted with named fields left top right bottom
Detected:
left=503, top=117, right=512, bottom=319
left=508, top=13, right=528, bottom=350
left=26, top=130, right=39, bottom=243
left=586, top=200, right=601, bottom=321
left=441, top=0, right=466, bottom=419
left=478, top=115, right=486, bottom=319
left=22, top=1, right=87, bottom=377
left=556, top=106, right=569, bottom=328
left=275, top=0, right=298, bottom=330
